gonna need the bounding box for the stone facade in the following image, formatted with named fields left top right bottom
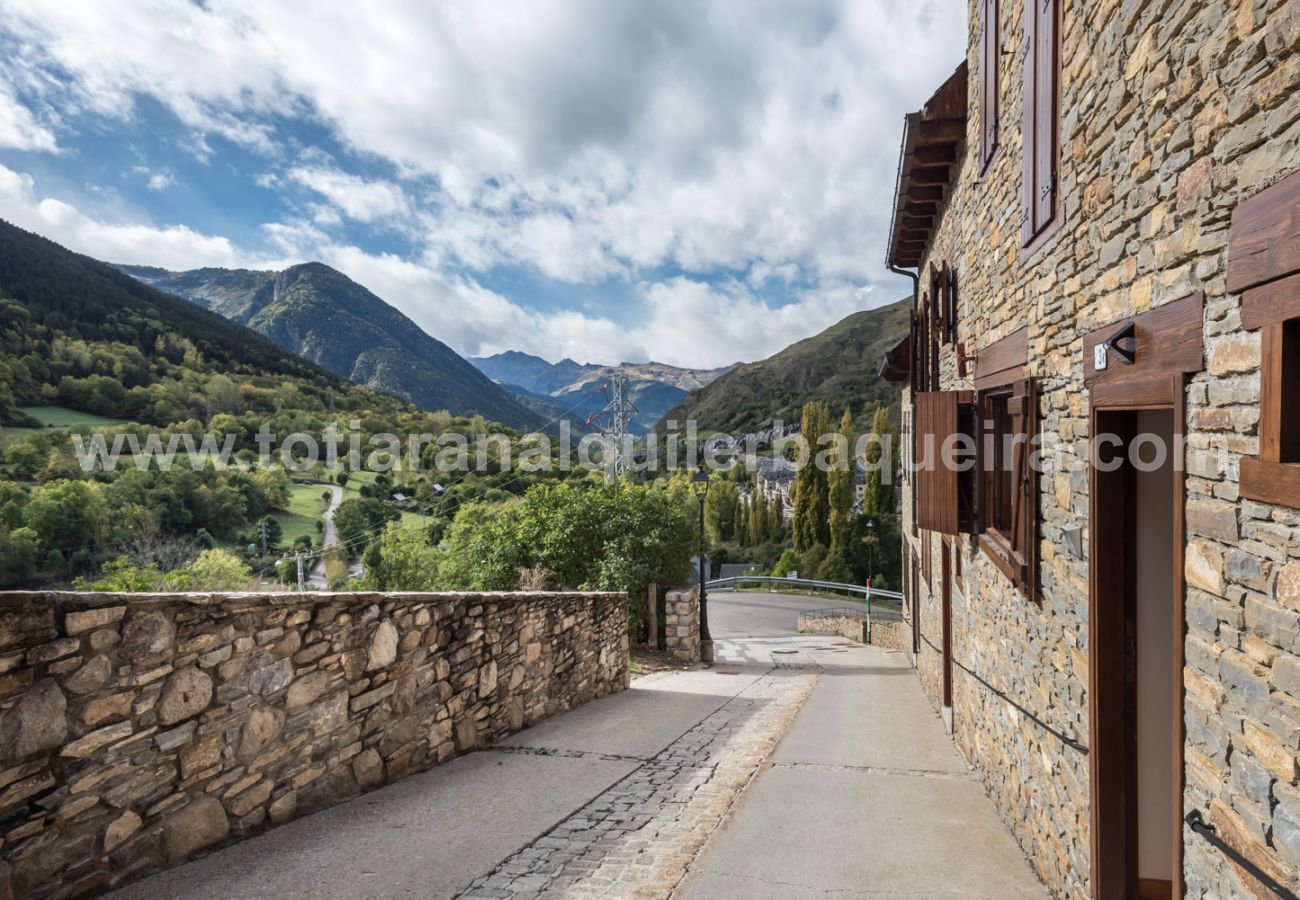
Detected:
left=894, top=1, right=1300, bottom=897
left=0, top=590, right=627, bottom=898
left=663, top=588, right=699, bottom=663
left=797, top=612, right=868, bottom=644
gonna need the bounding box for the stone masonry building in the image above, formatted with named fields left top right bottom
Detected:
left=885, top=1, right=1300, bottom=897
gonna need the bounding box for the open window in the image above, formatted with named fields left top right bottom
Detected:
left=976, top=378, right=1039, bottom=599
left=913, top=327, right=1039, bottom=598
left=1229, top=169, right=1300, bottom=508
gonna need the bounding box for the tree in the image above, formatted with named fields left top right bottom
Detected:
left=23, top=479, right=109, bottom=553
left=863, top=406, right=897, bottom=518
left=256, top=515, right=283, bottom=551
left=361, top=519, right=440, bottom=591
left=793, top=401, right=830, bottom=552
left=828, top=408, right=855, bottom=554
left=332, top=498, right=399, bottom=554
left=705, top=476, right=739, bottom=543
left=772, top=548, right=800, bottom=577
left=183, top=548, right=252, bottom=591
left=0, top=526, right=39, bottom=587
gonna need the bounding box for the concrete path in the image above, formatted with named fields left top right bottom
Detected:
left=106, top=592, right=1045, bottom=899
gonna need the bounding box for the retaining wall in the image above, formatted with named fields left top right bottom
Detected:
left=0, top=590, right=628, bottom=898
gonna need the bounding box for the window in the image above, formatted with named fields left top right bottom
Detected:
left=913, top=377, right=1040, bottom=599
left=986, top=390, right=1016, bottom=536
left=944, top=266, right=958, bottom=345
left=977, top=378, right=1040, bottom=599
left=1228, top=169, right=1300, bottom=508
left=979, top=0, right=1000, bottom=171
left=1021, top=0, right=1060, bottom=245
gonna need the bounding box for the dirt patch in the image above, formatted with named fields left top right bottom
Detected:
left=629, top=646, right=696, bottom=679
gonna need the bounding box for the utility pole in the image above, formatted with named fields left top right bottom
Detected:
left=587, top=371, right=639, bottom=476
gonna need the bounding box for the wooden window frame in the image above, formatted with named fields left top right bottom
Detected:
left=1020, top=0, right=1061, bottom=250
left=976, top=377, right=1040, bottom=601
left=979, top=0, right=1000, bottom=175
left=1228, top=169, right=1300, bottom=508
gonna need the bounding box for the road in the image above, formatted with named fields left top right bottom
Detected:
left=306, top=483, right=344, bottom=589
left=706, top=589, right=866, bottom=638
left=106, top=590, right=1044, bottom=899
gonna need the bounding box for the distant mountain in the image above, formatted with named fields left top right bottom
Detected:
left=653, top=299, right=912, bottom=435
left=119, top=263, right=547, bottom=432
left=0, top=220, right=408, bottom=423
left=471, top=352, right=733, bottom=433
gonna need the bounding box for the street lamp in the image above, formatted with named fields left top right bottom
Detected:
left=864, top=518, right=877, bottom=586
left=691, top=466, right=714, bottom=661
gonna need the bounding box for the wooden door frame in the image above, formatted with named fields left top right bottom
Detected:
left=1088, top=374, right=1187, bottom=900
left=941, top=543, right=954, bottom=728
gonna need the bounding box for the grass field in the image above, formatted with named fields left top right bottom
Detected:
left=273, top=483, right=333, bottom=545
left=2, top=406, right=132, bottom=449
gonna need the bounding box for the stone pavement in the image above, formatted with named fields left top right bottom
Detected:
left=106, top=592, right=1046, bottom=899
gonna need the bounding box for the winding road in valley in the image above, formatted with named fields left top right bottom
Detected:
left=307, top=483, right=344, bottom=589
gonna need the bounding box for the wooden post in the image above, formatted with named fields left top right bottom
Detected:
left=646, top=582, right=658, bottom=650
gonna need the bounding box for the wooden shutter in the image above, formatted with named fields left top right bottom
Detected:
left=914, top=391, right=977, bottom=535
left=1034, top=0, right=1058, bottom=230
left=980, top=0, right=999, bottom=168
left=1021, top=0, right=1058, bottom=243
left=943, top=263, right=957, bottom=344
left=1006, top=377, right=1040, bottom=598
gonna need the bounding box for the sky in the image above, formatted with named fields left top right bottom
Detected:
left=0, top=0, right=965, bottom=369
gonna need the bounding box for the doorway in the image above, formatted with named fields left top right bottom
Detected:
left=1090, top=406, right=1183, bottom=899
left=941, top=545, right=953, bottom=734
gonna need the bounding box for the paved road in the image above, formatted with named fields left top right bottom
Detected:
left=307, top=483, right=344, bottom=589
left=107, top=591, right=1045, bottom=899
left=707, top=589, right=866, bottom=638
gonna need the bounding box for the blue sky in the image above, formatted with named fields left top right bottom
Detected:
left=0, top=0, right=964, bottom=368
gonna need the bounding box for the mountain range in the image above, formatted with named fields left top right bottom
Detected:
left=118, top=263, right=546, bottom=432
left=653, top=298, right=912, bottom=435
left=470, top=352, right=733, bottom=434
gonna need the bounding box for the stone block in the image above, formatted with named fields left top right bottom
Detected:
left=158, top=668, right=214, bottom=726
left=164, top=795, right=229, bottom=864
left=0, top=678, right=67, bottom=762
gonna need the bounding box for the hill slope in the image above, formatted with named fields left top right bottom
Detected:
left=653, top=299, right=911, bottom=434
left=472, top=352, right=732, bottom=433
left=120, top=264, right=546, bottom=431
left=0, top=222, right=361, bottom=419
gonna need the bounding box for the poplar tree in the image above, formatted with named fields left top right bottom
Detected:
left=793, top=401, right=831, bottom=552
left=863, top=406, right=897, bottom=517
left=828, top=407, right=855, bottom=554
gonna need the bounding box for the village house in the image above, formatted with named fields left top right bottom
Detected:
left=886, top=1, right=1300, bottom=898
left=754, top=456, right=797, bottom=519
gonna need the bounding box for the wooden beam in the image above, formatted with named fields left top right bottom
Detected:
left=910, top=167, right=952, bottom=186
left=1228, top=169, right=1300, bottom=293
left=1242, top=271, right=1300, bottom=330
left=913, top=145, right=956, bottom=166
left=905, top=185, right=945, bottom=203
left=916, top=118, right=966, bottom=145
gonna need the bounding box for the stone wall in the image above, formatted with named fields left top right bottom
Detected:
left=663, top=588, right=699, bottom=663
left=0, top=590, right=628, bottom=898
left=797, top=613, right=868, bottom=644
left=898, top=0, right=1300, bottom=896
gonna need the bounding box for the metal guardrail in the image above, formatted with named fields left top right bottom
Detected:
left=705, top=575, right=903, bottom=605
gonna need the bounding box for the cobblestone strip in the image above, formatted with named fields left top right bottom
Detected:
left=457, top=667, right=818, bottom=899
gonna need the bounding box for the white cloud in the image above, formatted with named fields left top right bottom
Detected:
left=0, top=82, right=57, bottom=151
left=0, top=163, right=254, bottom=269
left=0, top=0, right=965, bottom=284
left=0, top=1, right=962, bottom=365
left=288, top=166, right=410, bottom=223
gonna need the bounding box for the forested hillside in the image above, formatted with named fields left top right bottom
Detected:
left=0, top=221, right=540, bottom=587
left=120, top=263, right=547, bottom=431
left=653, top=299, right=910, bottom=434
